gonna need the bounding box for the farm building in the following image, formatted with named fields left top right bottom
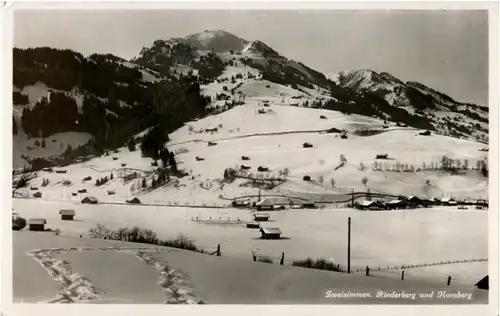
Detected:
left=253, top=213, right=270, bottom=222
left=81, top=196, right=98, bottom=204
left=59, top=209, right=75, bottom=221
left=195, top=156, right=205, bottom=161
left=440, top=197, right=456, bottom=206
left=28, top=218, right=47, bottom=231
left=78, top=189, right=87, bottom=193
left=241, top=156, right=250, bottom=160
left=302, top=203, right=317, bottom=209
left=303, top=143, right=313, bottom=148
left=475, top=275, right=489, bottom=290
left=33, top=192, right=42, bottom=198
left=341, top=134, right=348, bottom=139
left=419, top=130, right=432, bottom=136
left=240, top=165, right=251, bottom=170
left=208, top=141, right=217, bottom=146
left=273, top=205, right=286, bottom=211
left=246, top=222, right=260, bottom=229
left=112, top=157, right=118, bottom=160
left=107, top=190, right=116, bottom=195
left=320, top=115, right=327, bottom=119
left=260, top=228, right=282, bottom=240
left=256, top=199, right=275, bottom=211
left=30, top=187, right=38, bottom=191
left=303, top=175, right=311, bottom=181
left=55, top=170, right=67, bottom=174
left=386, top=200, right=407, bottom=210
left=406, top=196, right=422, bottom=208
left=356, top=200, right=374, bottom=210
left=127, top=197, right=141, bottom=204
left=257, top=166, right=269, bottom=172
left=72, top=193, right=78, bottom=196
left=375, top=154, right=389, bottom=159
left=121, top=163, right=127, bottom=167
left=42, top=168, right=53, bottom=172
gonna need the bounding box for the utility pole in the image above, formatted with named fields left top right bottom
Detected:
left=347, top=217, right=351, bottom=273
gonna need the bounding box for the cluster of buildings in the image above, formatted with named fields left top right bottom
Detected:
left=355, top=195, right=488, bottom=211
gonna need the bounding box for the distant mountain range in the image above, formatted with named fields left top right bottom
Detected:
left=12, top=29, right=488, bottom=168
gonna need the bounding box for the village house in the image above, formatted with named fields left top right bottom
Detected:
left=59, top=209, right=75, bottom=221
left=81, top=196, right=98, bottom=204
left=406, top=196, right=422, bottom=208
left=28, top=218, right=47, bottom=231
left=260, top=228, right=282, bottom=240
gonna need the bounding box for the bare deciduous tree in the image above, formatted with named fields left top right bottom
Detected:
left=361, top=176, right=369, bottom=186
left=318, top=175, right=324, bottom=186
left=331, top=178, right=336, bottom=188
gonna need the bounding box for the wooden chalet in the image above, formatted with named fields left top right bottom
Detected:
left=81, top=196, right=98, bottom=204
left=260, top=228, right=282, bottom=240
left=59, top=209, right=75, bottom=221
left=28, top=218, right=47, bottom=231
left=406, top=195, right=422, bottom=208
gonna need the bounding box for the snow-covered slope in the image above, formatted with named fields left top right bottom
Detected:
left=15, top=98, right=488, bottom=205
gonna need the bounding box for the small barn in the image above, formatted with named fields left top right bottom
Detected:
left=195, top=156, right=205, bottom=161
left=240, top=165, right=251, bottom=170
left=33, top=192, right=42, bottom=198
left=260, top=228, right=282, bottom=240
left=208, top=141, right=217, bottom=146
left=232, top=200, right=250, bottom=208
left=241, top=156, right=250, bottom=160
left=59, top=209, right=75, bottom=221
left=81, top=196, right=98, bottom=204
left=419, top=130, right=432, bottom=136
left=475, top=275, right=489, bottom=290
left=121, top=163, right=127, bottom=167
left=72, top=193, right=78, bottom=196
left=107, top=190, right=116, bottom=195
left=320, top=115, right=327, bottom=119
left=253, top=213, right=270, bottom=222
left=257, top=166, right=269, bottom=172
left=326, top=127, right=341, bottom=134
left=55, top=170, right=67, bottom=174
left=341, top=134, right=348, bottom=139
left=78, top=189, right=87, bottom=193
left=303, top=143, right=313, bottom=148
left=127, top=197, right=141, bottom=204
left=112, top=157, right=118, bottom=160
left=246, top=222, right=260, bottom=229
left=376, top=154, right=389, bottom=159
left=303, top=175, right=311, bottom=181
left=28, top=218, right=47, bottom=231
left=30, top=187, right=38, bottom=191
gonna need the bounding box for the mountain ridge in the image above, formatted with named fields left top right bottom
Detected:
left=12, top=30, right=488, bottom=169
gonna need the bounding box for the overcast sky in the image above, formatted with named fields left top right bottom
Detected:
left=14, top=9, right=489, bottom=105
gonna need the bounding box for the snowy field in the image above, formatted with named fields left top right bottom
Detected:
left=13, top=198, right=488, bottom=283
